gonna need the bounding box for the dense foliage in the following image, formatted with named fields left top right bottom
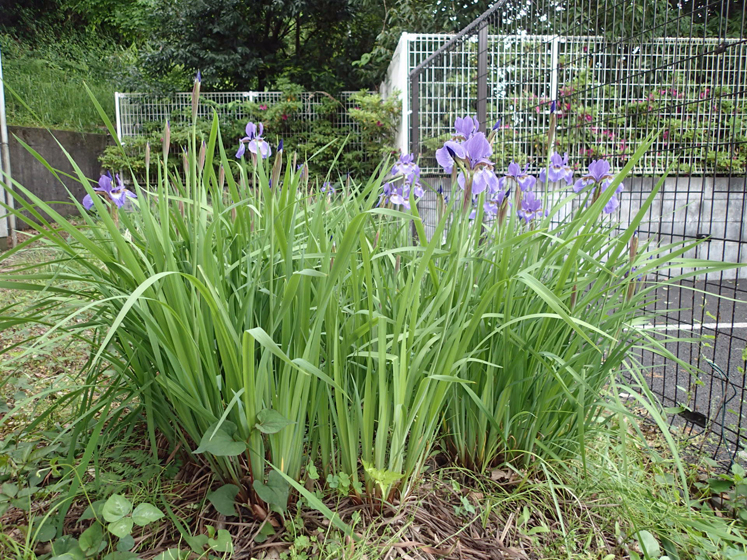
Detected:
left=99, top=84, right=400, bottom=182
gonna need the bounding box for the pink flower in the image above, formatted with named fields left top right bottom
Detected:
left=259, top=104, right=268, bottom=110
left=281, top=114, right=288, bottom=121
left=376, top=121, right=382, bottom=127
left=585, top=115, right=593, bottom=122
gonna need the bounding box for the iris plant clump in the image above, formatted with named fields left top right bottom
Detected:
left=1, top=90, right=735, bottom=523
left=373, top=116, right=728, bottom=472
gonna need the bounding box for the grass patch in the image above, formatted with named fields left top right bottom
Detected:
left=0, top=34, right=129, bottom=133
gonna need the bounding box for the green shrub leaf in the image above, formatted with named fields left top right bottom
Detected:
left=206, top=484, right=240, bottom=516
left=132, top=503, right=164, bottom=526
left=208, top=529, right=233, bottom=553
left=195, top=422, right=246, bottom=457
left=255, top=409, right=294, bottom=434
left=637, top=530, right=661, bottom=558
left=79, top=522, right=104, bottom=554
left=253, top=471, right=289, bottom=512
left=102, top=494, right=132, bottom=523
left=107, top=517, right=134, bottom=539
left=116, top=534, right=136, bottom=552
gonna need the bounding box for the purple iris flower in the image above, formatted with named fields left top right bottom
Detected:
left=575, top=159, right=614, bottom=189
left=321, top=182, right=336, bottom=195
left=236, top=121, right=271, bottom=159
left=391, top=153, right=420, bottom=182
left=483, top=187, right=508, bottom=217
left=458, top=166, right=499, bottom=196
left=411, top=179, right=425, bottom=198
left=453, top=116, right=479, bottom=140
left=389, top=184, right=411, bottom=210
left=499, top=162, right=536, bottom=192
left=436, top=140, right=467, bottom=174
left=380, top=174, right=425, bottom=210
left=517, top=191, right=545, bottom=224
left=539, top=152, right=574, bottom=185
left=462, top=133, right=493, bottom=168
left=82, top=173, right=136, bottom=210
left=446, top=133, right=496, bottom=195
left=573, top=159, right=624, bottom=214
left=379, top=182, right=394, bottom=207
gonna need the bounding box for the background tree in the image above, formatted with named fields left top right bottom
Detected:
left=140, top=0, right=386, bottom=92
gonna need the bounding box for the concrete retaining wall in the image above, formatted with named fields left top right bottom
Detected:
left=418, top=174, right=747, bottom=280
left=3, top=126, right=111, bottom=228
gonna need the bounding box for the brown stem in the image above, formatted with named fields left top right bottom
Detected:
left=462, top=173, right=473, bottom=215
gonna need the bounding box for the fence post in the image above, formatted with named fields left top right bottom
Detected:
left=0, top=45, right=15, bottom=248
left=410, top=73, right=420, bottom=156
left=550, top=37, right=560, bottom=104
left=477, top=24, right=488, bottom=132
left=115, top=92, right=123, bottom=141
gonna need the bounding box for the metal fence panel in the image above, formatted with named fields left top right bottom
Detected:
left=401, top=34, right=745, bottom=176
left=115, top=91, right=365, bottom=140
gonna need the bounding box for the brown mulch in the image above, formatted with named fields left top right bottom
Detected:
left=0, top=448, right=627, bottom=560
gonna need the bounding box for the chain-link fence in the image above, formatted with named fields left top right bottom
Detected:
left=395, top=0, right=747, bottom=463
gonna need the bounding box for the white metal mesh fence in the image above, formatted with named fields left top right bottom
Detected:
left=116, top=91, right=366, bottom=139
left=387, top=33, right=746, bottom=176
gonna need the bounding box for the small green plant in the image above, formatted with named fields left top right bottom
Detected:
left=43, top=494, right=165, bottom=559
left=705, top=463, right=747, bottom=524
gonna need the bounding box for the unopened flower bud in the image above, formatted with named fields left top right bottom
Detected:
left=198, top=141, right=206, bottom=172
left=191, top=70, right=201, bottom=121
left=629, top=234, right=639, bottom=263
left=163, top=120, right=171, bottom=162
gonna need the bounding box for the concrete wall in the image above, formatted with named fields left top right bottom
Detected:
left=623, top=176, right=747, bottom=280
left=417, top=174, right=747, bottom=280
left=4, top=126, right=111, bottom=227
left=380, top=33, right=411, bottom=156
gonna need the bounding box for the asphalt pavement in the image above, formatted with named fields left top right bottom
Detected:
left=626, top=279, right=747, bottom=462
